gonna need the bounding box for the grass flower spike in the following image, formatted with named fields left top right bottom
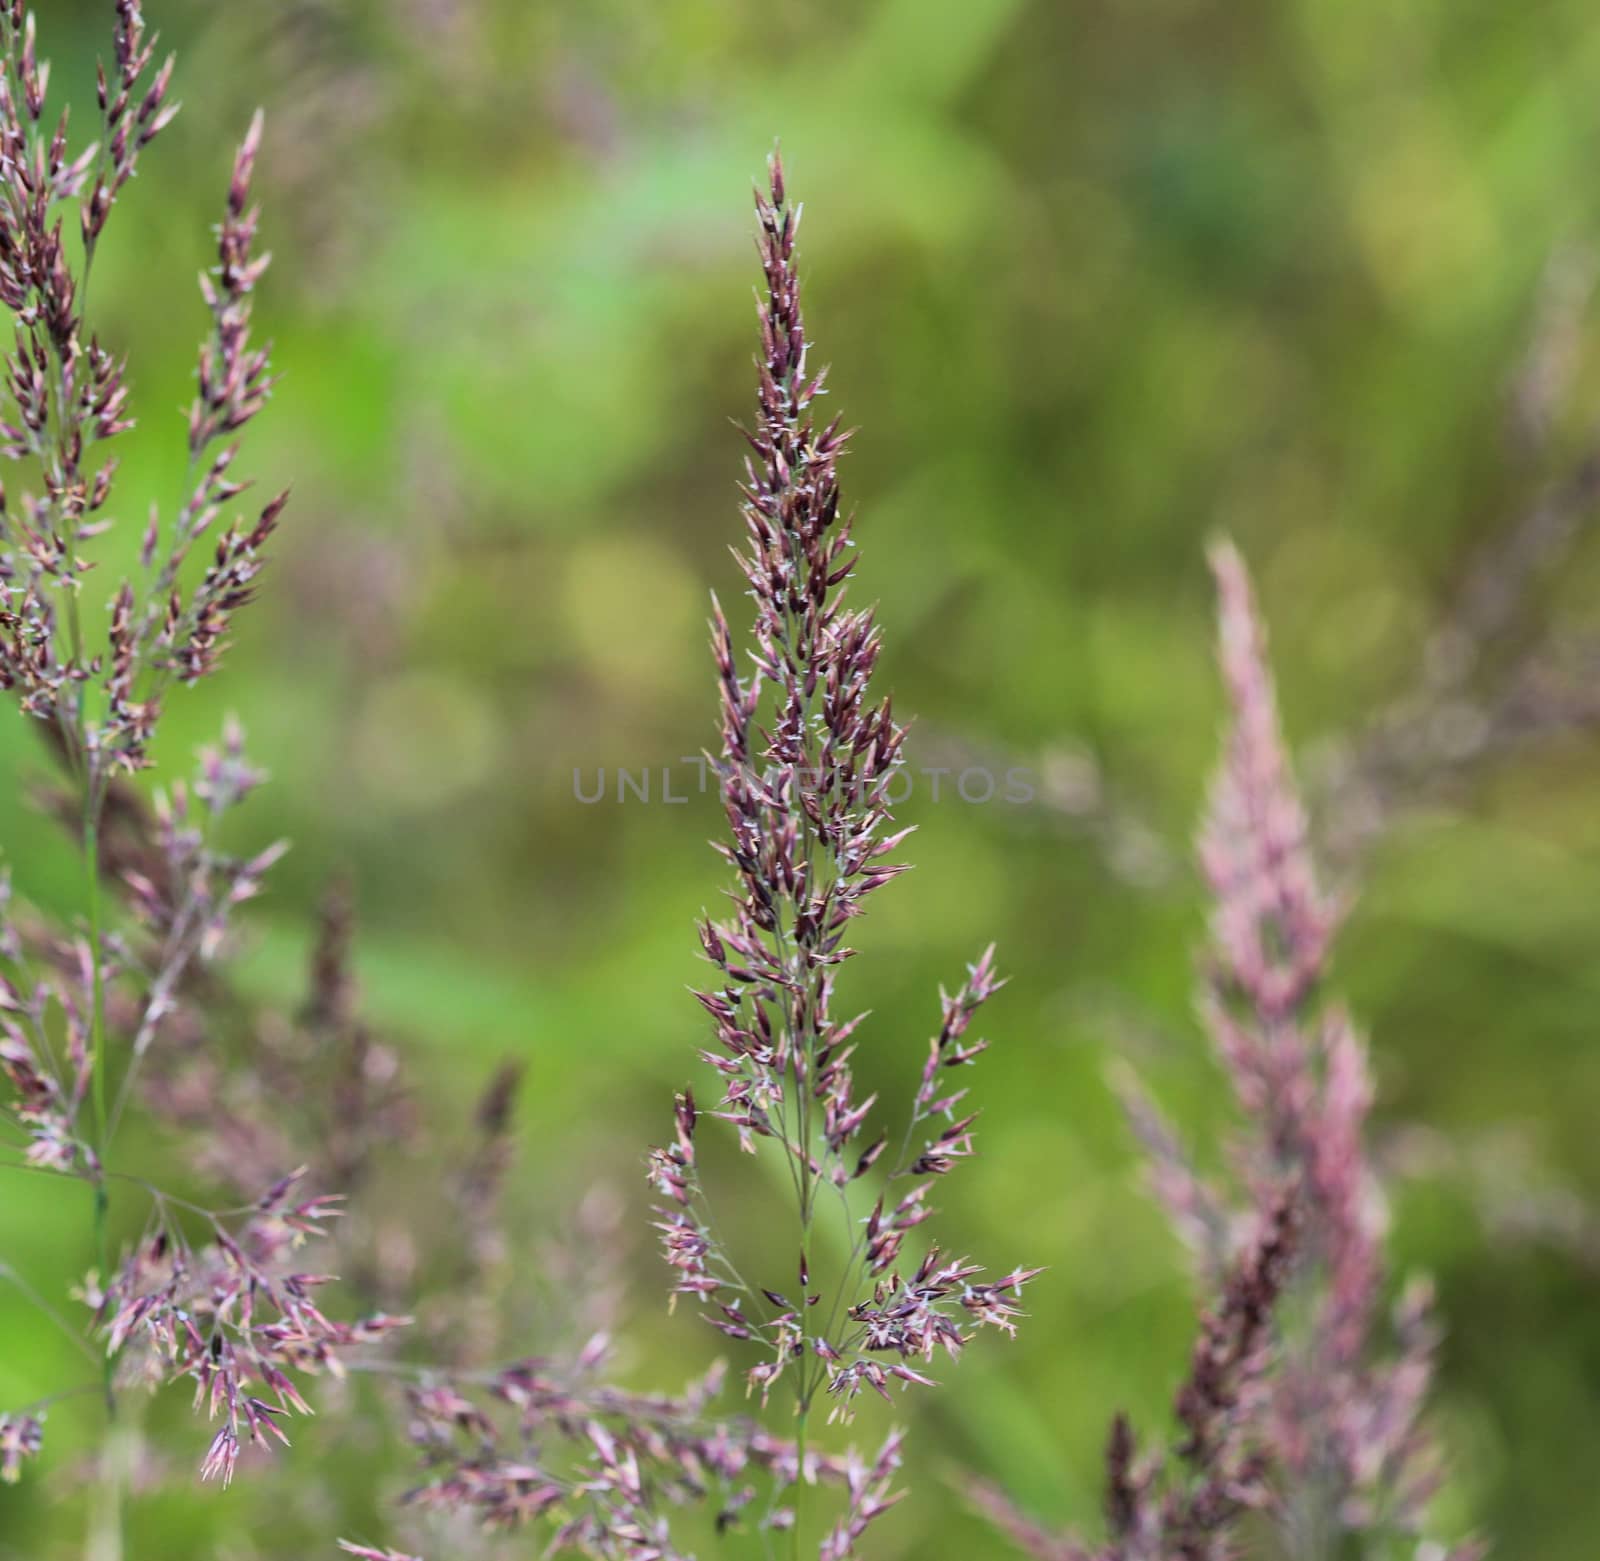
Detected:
left=649, top=151, right=1039, bottom=1556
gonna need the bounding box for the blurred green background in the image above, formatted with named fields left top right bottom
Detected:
left=4, top=0, right=1600, bottom=1555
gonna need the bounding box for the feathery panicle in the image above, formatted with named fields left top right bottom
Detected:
left=0, top=4, right=371, bottom=1499
left=1177, top=544, right=1464, bottom=1549
left=976, top=545, right=1477, bottom=1561
left=97, top=1168, right=408, bottom=1487
left=391, top=1342, right=916, bottom=1555
left=643, top=149, right=1035, bottom=1552
left=0, top=9, right=282, bottom=784
left=1196, top=542, right=1433, bottom=1541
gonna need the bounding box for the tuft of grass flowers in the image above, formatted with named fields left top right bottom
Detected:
left=0, top=0, right=399, bottom=1539
left=647, top=151, right=1040, bottom=1557
left=969, top=545, right=1484, bottom=1561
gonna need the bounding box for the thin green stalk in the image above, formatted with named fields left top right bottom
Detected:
left=85, top=804, right=106, bottom=1161
left=44, top=155, right=116, bottom=1437
left=788, top=1199, right=815, bottom=1559
left=87, top=1421, right=133, bottom=1561
left=84, top=796, right=123, bottom=1561
left=791, top=1395, right=809, bottom=1561
left=82, top=794, right=116, bottom=1422
left=777, top=892, right=817, bottom=1561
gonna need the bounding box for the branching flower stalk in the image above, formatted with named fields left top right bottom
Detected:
left=647, top=152, right=1038, bottom=1558
left=1184, top=545, right=1480, bottom=1560
left=970, top=543, right=1482, bottom=1561
left=0, top=1, right=391, bottom=1536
